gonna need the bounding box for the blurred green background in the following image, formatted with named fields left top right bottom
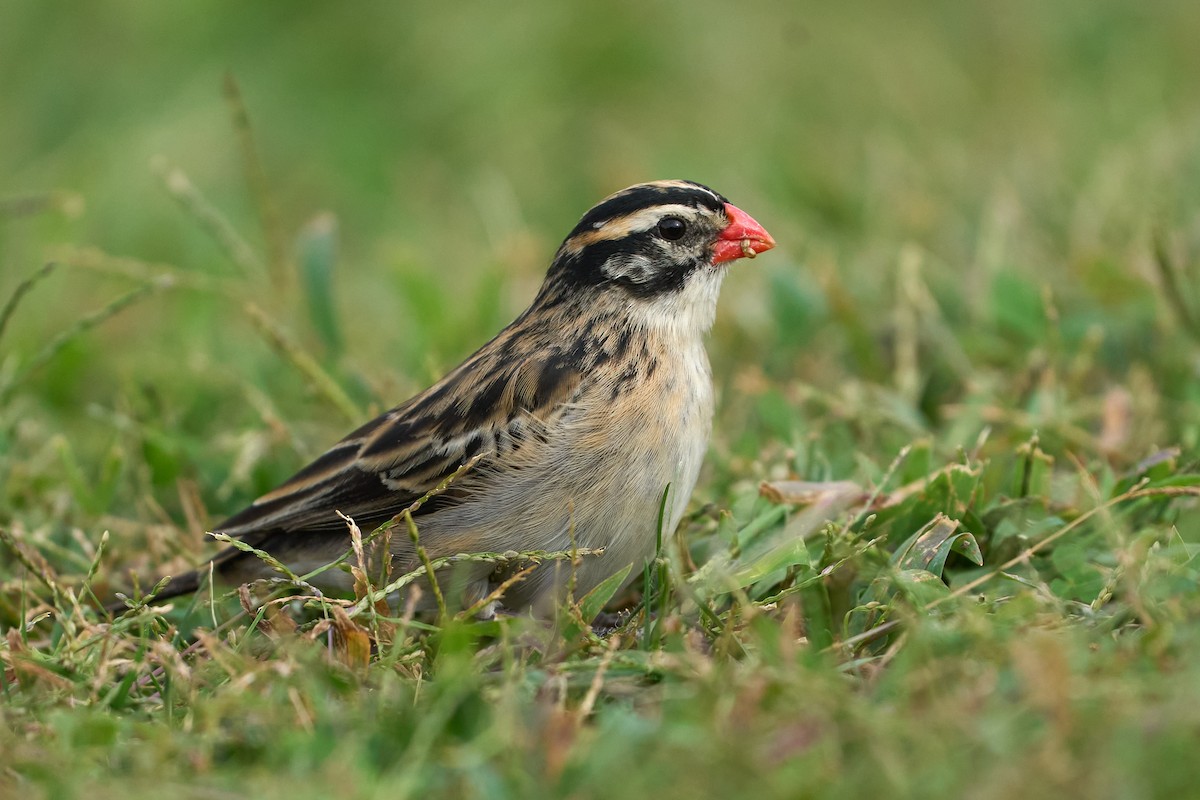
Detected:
left=7, top=4, right=1200, bottom=799
left=2, top=0, right=1200, bottom=555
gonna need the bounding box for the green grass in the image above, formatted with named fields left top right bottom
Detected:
left=4, top=2, right=1200, bottom=798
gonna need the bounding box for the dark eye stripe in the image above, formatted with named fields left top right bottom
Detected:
left=538, top=180, right=733, bottom=300
left=566, top=181, right=727, bottom=241
left=560, top=204, right=702, bottom=255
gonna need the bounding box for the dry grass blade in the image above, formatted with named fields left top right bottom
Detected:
left=576, top=634, right=621, bottom=719
left=878, top=462, right=981, bottom=509
left=224, top=72, right=289, bottom=287
left=293, top=456, right=487, bottom=589
left=153, top=157, right=264, bottom=277
left=209, top=532, right=303, bottom=584
left=242, top=301, right=363, bottom=424
left=1153, top=231, right=1200, bottom=342
left=0, top=525, right=64, bottom=603
left=51, top=246, right=236, bottom=295
left=404, top=510, right=447, bottom=620
left=894, top=244, right=923, bottom=405
left=829, top=619, right=904, bottom=655
left=759, top=480, right=866, bottom=507
left=0, top=262, right=57, bottom=347
left=330, top=605, right=372, bottom=674
left=455, top=563, right=538, bottom=621
left=348, top=547, right=605, bottom=616
left=0, top=191, right=83, bottom=220
left=10, top=277, right=172, bottom=390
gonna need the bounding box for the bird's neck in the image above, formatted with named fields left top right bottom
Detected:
left=528, top=268, right=726, bottom=344
left=621, top=266, right=727, bottom=341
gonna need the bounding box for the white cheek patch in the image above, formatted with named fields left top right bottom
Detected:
left=601, top=253, right=655, bottom=283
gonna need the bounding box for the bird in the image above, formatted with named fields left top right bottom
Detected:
left=121, top=180, right=775, bottom=616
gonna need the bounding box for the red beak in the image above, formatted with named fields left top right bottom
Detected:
left=712, top=202, right=776, bottom=265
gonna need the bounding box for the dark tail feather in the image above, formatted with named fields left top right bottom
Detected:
left=103, top=543, right=253, bottom=615
left=104, top=535, right=296, bottom=615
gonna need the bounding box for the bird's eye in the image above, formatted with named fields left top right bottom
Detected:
left=656, top=217, right=687, bottom=241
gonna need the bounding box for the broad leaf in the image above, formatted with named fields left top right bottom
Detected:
left=892, top=514, right=983, bottom=578
left=577, top=563, right=634, bottom=624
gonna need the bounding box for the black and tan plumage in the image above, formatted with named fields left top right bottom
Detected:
left=128, top=180, right=775, bottom=614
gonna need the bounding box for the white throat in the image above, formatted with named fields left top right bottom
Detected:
left=627, top=266, right=727, bottom=340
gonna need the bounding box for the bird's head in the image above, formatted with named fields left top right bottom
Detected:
left=539, top=180, right=775, bottom=333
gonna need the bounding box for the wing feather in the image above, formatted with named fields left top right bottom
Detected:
left=214, top=329, right=586, bottom=543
